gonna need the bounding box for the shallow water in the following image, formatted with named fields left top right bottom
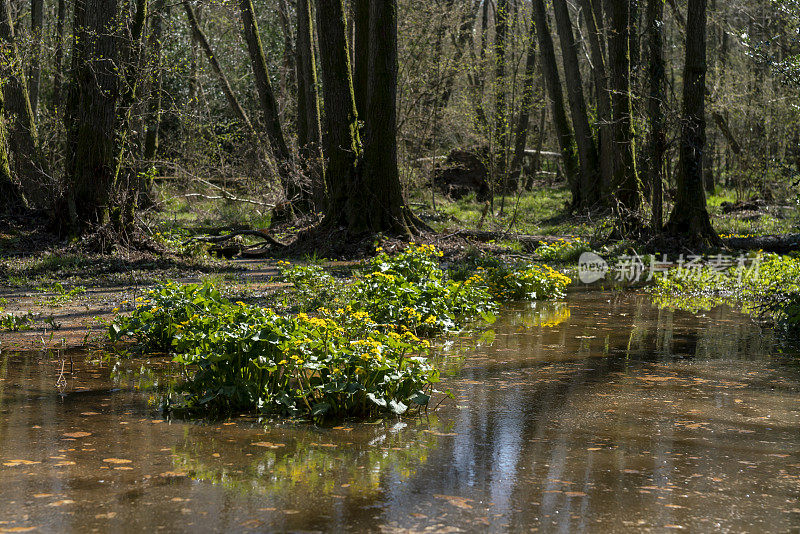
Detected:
left=0, top=292, right=798, bottom=533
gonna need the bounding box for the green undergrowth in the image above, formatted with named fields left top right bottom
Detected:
left=534, top=237, right=592, bottom=263
left=108, top=244, right=571, bottom=419
left=650, top=253, right=800, bottom=332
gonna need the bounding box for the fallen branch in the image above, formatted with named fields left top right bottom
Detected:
left=186, top=229, right=288, bottom=248
left=181, top=193, right=271, bottom=207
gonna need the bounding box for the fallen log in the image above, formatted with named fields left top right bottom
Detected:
left=446, top=229, right=568, bottom=250
left=723, top=233, right=800, bottom=253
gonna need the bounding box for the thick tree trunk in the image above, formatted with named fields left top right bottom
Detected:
left=316, top=0, right=361, bottom=227
left=0, top=0, right=45, bottom=202
left=63, top=0, right=121, bottom=231
left=28, top=0, right=43, bottom=122
left=362, top=0, right=418, bottom=234
left=296, top=0, right=324, bottom=205
left=352, top=0, right=369, bottom=120
left=578, top=0, right=613, bottom=197
left=606, top=0, right=642, bottom=222
left=52, top=0, right=67, bottom=111
left=553, top=0, right=600, bottom=208
left=239, top=0, right=294, bottom=193
left=646, top=0, right=666, bottom=232
left=0, top=88, right=27, bottom=213
left=531, top=0, right=580, bottom=206
left=183, top=1, right=256, bottom=137
left=665, top=0, right=719, bottom=244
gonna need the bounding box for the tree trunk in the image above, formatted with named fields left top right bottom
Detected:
left=296, top=0, right=324, bottom=205
left=362, top=0, right=419, bottom=235
left=606, top=0, right=642, bottom=223
left=276, top=0, right=296, bottom=97
left=0, top=88, right=27, bottom=213
left=239, top=0, right=294, bottom=194
left=143, top=0, right=165, bottom=163
left=509, top=15, right=538, bottom=184
left=0, top=0, right=45, bottom=201
left=63, top=0, right=121, bottom=232
left=52, top=0, right=67, bottom=111
left=471, top=0, right=490, bottom=132
left=553, top=0, right=600, bottom=208
left=28, top=0, right=43, bottom=122
left=352, top=0, right=369, bottom=120
left=578, top=0, right=613, bottom=197
left=646, top=0, right=666, bottom=231
left=629, top=0, right=641, bottom=91
left=183, top=0, right=256, bottom=137
left=494, top=0, right=509, bottom=183
left=439, top=0, right=480, bottom=108
left=665, top=0, right=719, bottom=244
left=316, top=0, right=361, bottom=227
left=531, top=0, right=580, bottom=206
left=139, top=0, right=165, bottom=209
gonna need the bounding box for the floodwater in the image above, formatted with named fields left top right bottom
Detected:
left=1, top=292, right=799, bottom=533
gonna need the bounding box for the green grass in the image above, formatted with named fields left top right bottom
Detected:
left=149, top=182, right=273, bottom=235
left=413, top=186, right=798, bottom=238
left=414, top=186, right=596, bottom=236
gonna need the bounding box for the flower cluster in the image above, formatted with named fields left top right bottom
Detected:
left=482, top=263, right=571, bottom=301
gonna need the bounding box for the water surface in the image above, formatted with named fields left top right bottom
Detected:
left=1, top=292, right=798, bottom=532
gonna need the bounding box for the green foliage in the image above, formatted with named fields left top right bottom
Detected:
left=109, top=245, right=571, bottom=419
left=650, top=254, right=800, bottom=331
left=0, top=308, right=33, bottom=331
left=153, top=228, right=210, bottom=257
left=277, top=261, right=345, bottom=312
left=35, top=282, right=86, bottom=307
left=109, top=281, right=229, bottom=353
left=479, top=262, right=572, bottom=301
left=110, top=281, right=435, bottom=418
left=534, top=237, right=592, bottom=263
left=350, top=244, right=497, bottom=335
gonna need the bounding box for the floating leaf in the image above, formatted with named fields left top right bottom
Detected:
left=47, top=500, right=75, bottom=507
left=251, top=442, right=285, bottom=449
left=434, top=494, right=473, bottom=509
left=62, top=432, right=92, bottom=438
